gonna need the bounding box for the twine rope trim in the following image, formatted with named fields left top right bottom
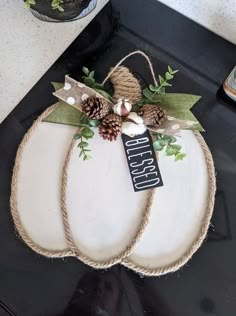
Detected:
left=122, top=131, right=216, bottom=276
left=10, top=108, right=215, bottom=273
left=102, top=50, right=158, bottom=86
left=61, top=135, right=156, bottom=269
left=10, top=104, right=73, bottom=258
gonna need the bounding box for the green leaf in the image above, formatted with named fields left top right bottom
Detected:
left=89, top=70, right=95, bottom=78
left=158, top=87, right=166, bottom=94
left=93, top=83, right=104, bottom=90
left=162, top=134, right=171, bottom=140
left=168, top=65, right=173, bottom=74
left=80, top=141, right=88, bottom=148
left=136, top=100, right=145, bottom=107
left=84, top=154, right=92, bottom=160
left=73, top=133, right=81, bottom=140
left=84, top=77, right=95, bottom=87
left=153, top=140, right=165, bottom=151
left=77, top=123, right=91, bottom=128
left=162, top=82, right=172, bottom=87
left=167, top=66, right=178, bottom=75
left=175, top=153, right=187, bottom=161
left=165, top=72, right=173, bottom=80
left=165, top=145, right=177, bottom=156
left=149, top=84, right=158, bottom=92
left=79, top=150, right=83, bottom=157
left=162, top=135, right=176, bottom=144
left=89, top=119, right=100, bottom=127
left=171, top=144, right=181, bottom=150
left=159, top=139, right=169, bottom=146
left=51, top=82, right=64, bottom=92
left=143, top=87, right=154, bottom=100
left=158, top=75, right=164, bottom=85
left=82, top=67, right=89, bottom=75
left=24, top=0, right=36, bottom=6
left=57, top=6, right=64, bottom=12
left=169, top=136, right=177, bottom=143
left=79, top=114, right=89, bottom=125
left=94, top=89, right=113, bottom=101
left=82, top=127, right=94, bottom=139
left=76, top=123, right=89, bottom=129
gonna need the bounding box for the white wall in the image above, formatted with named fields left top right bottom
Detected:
left=158, top=0, right=236, bottom=44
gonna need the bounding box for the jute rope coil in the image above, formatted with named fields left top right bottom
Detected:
left=122, top=131, right=216, bottom=276
left=103, top=51, right=158, bottom=106
left=109, top=66, right=142, bottom=104
left=10, top=104, right=74, bottom=258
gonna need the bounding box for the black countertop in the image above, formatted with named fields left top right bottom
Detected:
left=0, top=1, right=236, bottom=315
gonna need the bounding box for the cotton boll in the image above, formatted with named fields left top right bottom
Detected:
left=122, top=112, right=147, bottom=137
left=113, top=98, right=132, bottom=116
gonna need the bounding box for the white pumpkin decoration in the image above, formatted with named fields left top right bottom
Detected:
left=10, top=105, right=215, bottom=275
left=10, top=56, right=216, bottom=276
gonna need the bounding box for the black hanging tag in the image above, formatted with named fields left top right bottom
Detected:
left=122, top=130, right=163, bottom=192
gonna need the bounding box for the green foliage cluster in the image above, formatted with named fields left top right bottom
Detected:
left=135, top=64, right=186, bottom=161
left=75, top=65, right=186, bottom=161
left=81, top=67, right=113, bottom=101
left=71, top=68, right=113, bottom=160
left=152, top=132, right=186, bottom=161
left=51, top=64, right=187, bottom=161
left=24, top=0, right=64, bottom=12
left=137, top=66, right=179, bottom=107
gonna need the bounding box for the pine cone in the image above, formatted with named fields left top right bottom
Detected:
left=139, top=104, right=166, bottom=127
left=82, top=97, right=110, bottom=120
left=99, top=114, right=122, bottom=141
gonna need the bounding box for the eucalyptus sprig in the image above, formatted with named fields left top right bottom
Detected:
left=73, top=127, right=93, bottom=161
left=82, top=67, right=113, bottom=101
left=152, top=132, right=186, bottom=161
left=73, top=114, right=98, bottom=160
left=139, top=65, right=178, bottom=106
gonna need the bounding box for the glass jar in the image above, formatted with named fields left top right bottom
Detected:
left=29, top=0, right=97, bottom=22
left=223, top=66, right=236, bottom=101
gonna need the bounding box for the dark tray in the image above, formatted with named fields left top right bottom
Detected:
left=0, top=1, right=236, bottom=315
